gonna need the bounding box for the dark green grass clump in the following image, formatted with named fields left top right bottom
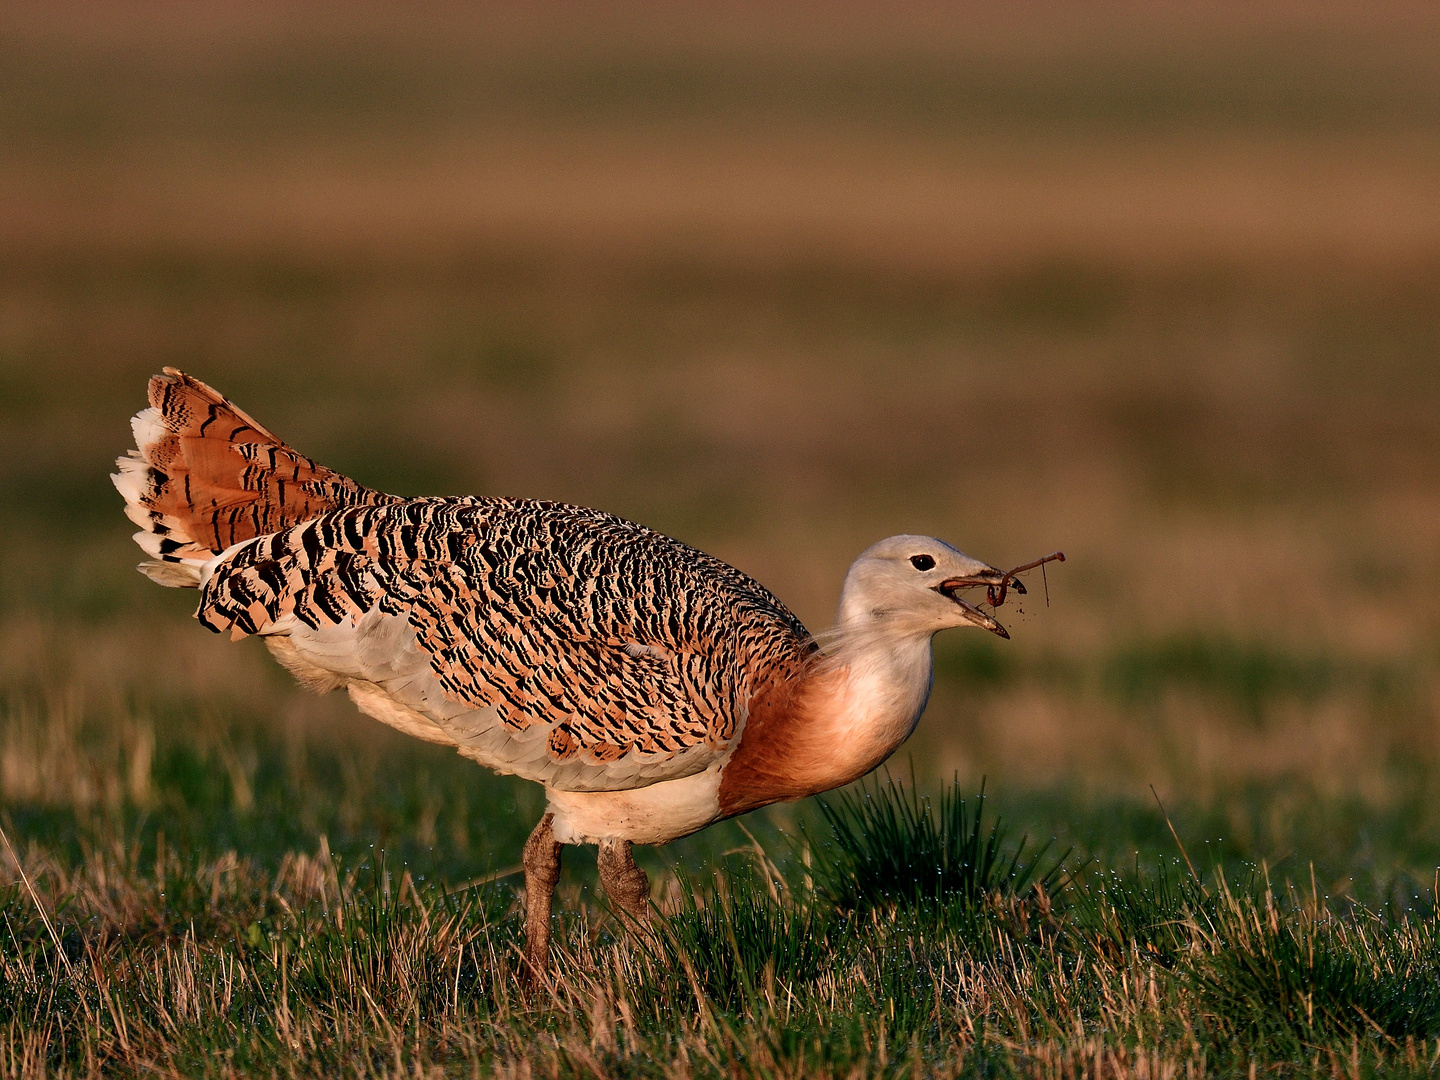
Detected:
left=810, top=772, right=1069, bottom=911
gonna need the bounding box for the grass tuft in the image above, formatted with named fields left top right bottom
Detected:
left=654, top=866, right=839, bottom=1014
left=810, top=772, right=1069, bottom=914
left=1184, top=870, right=1440, bottom=1043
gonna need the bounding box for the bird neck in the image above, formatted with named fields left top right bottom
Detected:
left=716, top=623, right=935, bottom=818
left=818, top=616, right=937, bottom=747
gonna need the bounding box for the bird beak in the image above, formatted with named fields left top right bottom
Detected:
left=936, top=569, right=1011, bottom=639
left=942, top=566, right=1012, bottom=590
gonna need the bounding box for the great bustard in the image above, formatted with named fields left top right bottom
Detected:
left=114, top=369, right=1054, bottom=978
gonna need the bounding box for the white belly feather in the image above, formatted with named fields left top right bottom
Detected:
left=260, top=610, right=729, bottom=842
left=545, top=769, right=723, bottom=845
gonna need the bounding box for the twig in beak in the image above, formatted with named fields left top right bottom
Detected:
left=986, top=551, right=1065, bottom=608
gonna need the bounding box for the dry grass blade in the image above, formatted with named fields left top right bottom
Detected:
left=0, top=818, right=73, bottom=978
left=1150, top=785, right=1206, bottom=895
left=445, top=864, right=523, bottom=896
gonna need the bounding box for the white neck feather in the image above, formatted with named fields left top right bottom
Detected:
left=810, top=612, right=937, bottom=766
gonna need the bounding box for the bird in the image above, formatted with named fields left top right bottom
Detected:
left=113, top=368, right=1030, bottom=979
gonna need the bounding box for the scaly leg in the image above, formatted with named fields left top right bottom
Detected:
left=521, top=813, right=563, bottom=986
left=596, top=838, right=650, bottom=928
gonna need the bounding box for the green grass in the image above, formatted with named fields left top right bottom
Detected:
left=934, top=631, right=1423, bottom=725
left=808, top=771, right=1067, bottom=912
left=3, top=776, right=1439, bottom=1077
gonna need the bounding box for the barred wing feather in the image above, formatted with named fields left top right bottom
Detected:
left=199, top=498, right=813, bottom=788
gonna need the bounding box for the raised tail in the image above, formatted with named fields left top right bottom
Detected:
left=112, top=368, right=397, bottom=587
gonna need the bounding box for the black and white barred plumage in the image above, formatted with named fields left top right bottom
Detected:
left=202, top=497, right=812, bottom=764
left=115, top=370, right=814, bottom=795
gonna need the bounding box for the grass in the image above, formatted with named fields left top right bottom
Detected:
left=3, top=776, right=1440, bottom=1077
left=809, top=772, right=1067, bottom=911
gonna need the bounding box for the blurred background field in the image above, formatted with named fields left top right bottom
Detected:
left=2, top=0, right=1440, bottom=912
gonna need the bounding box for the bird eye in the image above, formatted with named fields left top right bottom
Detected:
left=910, top=554, right=935, bottom=571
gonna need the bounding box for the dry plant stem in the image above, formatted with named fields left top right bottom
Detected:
left=1150, top=784, right=1207, bottom=894
left=987, top=551, right=1066, bottom=608
left=521, top=813, right=563, bottom=989
left=445, top=864, right=523, bottom=896
left=0, top=820, right=73, bottom=978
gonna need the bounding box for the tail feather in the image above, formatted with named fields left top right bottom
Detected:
left=112, top=368, right=396, bottom=587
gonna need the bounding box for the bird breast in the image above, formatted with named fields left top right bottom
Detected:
left=716, top=636, right=934, bottom=817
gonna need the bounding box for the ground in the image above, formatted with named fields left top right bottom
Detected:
left=2, top=4, right=1440, bottom=1075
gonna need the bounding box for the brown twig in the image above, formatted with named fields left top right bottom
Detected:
left=986, top=551, right=1066, bottom=608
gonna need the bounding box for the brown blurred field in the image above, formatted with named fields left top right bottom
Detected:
left=2, top=1, right=1440, bottom=874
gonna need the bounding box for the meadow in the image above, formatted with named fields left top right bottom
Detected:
left=2, top=4, right=1440, bottom=1075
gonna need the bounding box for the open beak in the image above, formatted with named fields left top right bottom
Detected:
left=936, top=568, right=1012, bottom=639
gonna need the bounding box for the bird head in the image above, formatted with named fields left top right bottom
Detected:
left=837, top=535, right=1015, bottom=640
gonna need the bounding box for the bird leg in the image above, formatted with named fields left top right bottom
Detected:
left=597, top=838, right=651, bottom=929
left=521, top=813, right=563, bottom=987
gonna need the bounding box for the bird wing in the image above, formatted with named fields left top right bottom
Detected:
left=196, top=498, right=813, bottom=786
